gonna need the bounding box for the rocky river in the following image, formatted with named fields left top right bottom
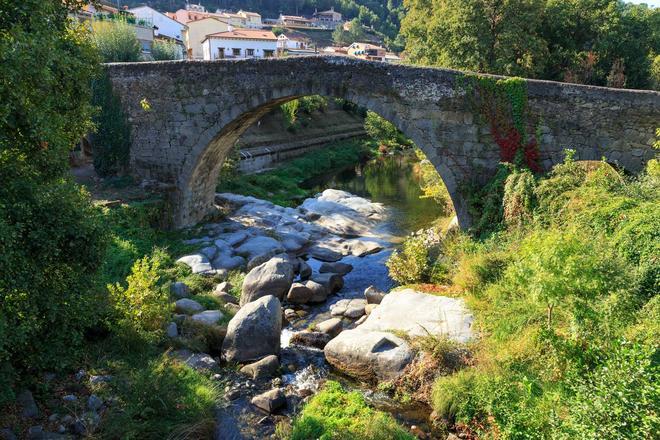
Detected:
left=169, top=155, right=474, bottom=439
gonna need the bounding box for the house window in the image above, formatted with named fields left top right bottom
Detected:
left=246, top=48, right=255, bottom=57
left=217, top=47, right=224, bottom=59
left=232, top=48, right=241, bottom=57
left=263, top=49, right=274, bottom=58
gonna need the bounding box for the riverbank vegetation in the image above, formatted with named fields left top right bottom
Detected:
left=385, top=153, right=660, bottom=438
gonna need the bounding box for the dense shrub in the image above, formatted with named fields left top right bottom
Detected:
left=92, top=20, right=142, bottom=62
left=108, top=252, right=171, bottom=343
left=559, top=341, right=659, bottom=439
left=288, top=381, right=414, bottom=440
left=0, top=1, right=106, bottom=400
left=151, top=39, right=181, bottom=60
left=386, top=235, right=430, bottom=284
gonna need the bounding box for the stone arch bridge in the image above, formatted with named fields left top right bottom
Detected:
left=104, top=57, right=659, bottom=229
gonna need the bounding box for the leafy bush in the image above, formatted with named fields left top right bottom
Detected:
left=452, top=250, right=508, bottom=294
left=386, top=235, right=430, bottom=284
left=507, top=228, right=626, bottom=329
left=559, top=341, right=659, bottom=439
left=0, top=1, right=105, bottom=401
left=92, top=20, right=142, bottom=62
left=151, top=39, right=181, bottom=60
left=502, top=168, right=536, bottom=227
left=108, top=252, right=171, bottom=342
left=289, top=381, right=414, bottom=440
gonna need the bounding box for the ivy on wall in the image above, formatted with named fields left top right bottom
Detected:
left=457, top=75, right=541, bottom=172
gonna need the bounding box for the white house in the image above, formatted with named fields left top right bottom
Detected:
left=129, top=5, right=186, bottom=43
left=276, top=34, right=307, bottom=50
left=202, top=28, right=277, bottom=60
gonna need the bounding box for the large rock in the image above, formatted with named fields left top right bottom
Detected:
left=304, top=280, right=328, bottom=303
left=330, top=298, right=366, bottom=318
left=212, top=253, right=245, bottom=271
left=217, top=230, right=249, bottom=246
left=311, top=273, right=343, bottom=294
left=240, top=257, right=294, bottom=306
left=300, top=189, right=386, bottom=237
left=235, top=236, right=285, bottom=260
left=308, top=245, right=343, bottom=262
left=360, top=289, right=473, bottom=341
left=170, top=281, right=190, bottom=299
left=324, top=330, right=413, bottom=381
left=251, top=388, right=286, bottom=413
left=364, top=285, right=385, bottom=304
left=286, top=282, right=313, bottom=304
left=324, top=289, right=474, bottom=381
left=222, top=295, right=282, bottom=363
left=191, top=310, right=224, bottom=326
left=344, top=239, right=384, bottom=257
left=175, top=298, right=204, bottom=314
left=176, top=254, right=213, bottom=274
left=319, top=262, right=353, bottom=275
left=314, top=317, right=343, bottom=337
left=239, top=355, right=279, bottom=380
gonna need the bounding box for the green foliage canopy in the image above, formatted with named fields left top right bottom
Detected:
left=0, top=0, right=106, bottom=400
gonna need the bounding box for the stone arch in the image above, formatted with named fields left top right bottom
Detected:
left=104, top=57, right=660, bottom=229
left=178, top=87, right=465, bottom=229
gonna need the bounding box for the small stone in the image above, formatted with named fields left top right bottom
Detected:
left=74, top=369, right=87, bottom=381
left=284, top=308, right=297, bottom=321
left=354, top=315, right=368, bottom=326
left=57, top=425, right=66, bottom=434
left=61, top=415, right=74, bottom=425
left=87, top=394, right=103, bottom=411
left=88, top=375, right=113, bottom=385
left=211, top=374, right=222, bottom=381
left=48, top=414, right=59, bottom=423
left=364, top=285, right=386, bottom=304
left=251, top=388, right=287, bottom=413
left=166, top=322, right=178, bottom=338
left=17, top=389, right=39, bottom=419
left=170, top=281, right=190, bottom=298
left=213, top=290, right=239, bottom=305
left=411, top=425, right=427, bottom=439
left=239, top=355, right=279, bottom=380
left=215, top=281, right=232, bottom=293
left=62, top=394, right=77, bottom=402
left=226, top=389, right=241, bottom=401
left=344, top=301, right=366, bottom=319
left=175, top=298, right=204, bottom=314
left=315, top=318, right=343, bottom=337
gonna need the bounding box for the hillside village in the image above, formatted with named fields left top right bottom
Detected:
left=77, top=1, right=401, bottom=62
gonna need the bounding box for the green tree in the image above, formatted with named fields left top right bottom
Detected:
left=333, top=18, right=367, bottom=45
left=92, top=20, right=142, bottom=62
left=401, top=0, right=548, bottom=77
left=151, top=39, right=181, bottom=61
left=0, top=0, right=106, bottom=400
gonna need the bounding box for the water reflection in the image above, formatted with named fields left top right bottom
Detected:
left=301, top=153, right=445, bottom=234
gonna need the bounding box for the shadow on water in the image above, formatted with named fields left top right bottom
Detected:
left=301, top=152, right=445, bottom=236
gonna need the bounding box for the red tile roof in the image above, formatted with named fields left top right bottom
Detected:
left=205, top=29, right=277, bottom=41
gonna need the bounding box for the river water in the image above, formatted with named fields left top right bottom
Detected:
left=301, top=152, right=446, bottom=235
